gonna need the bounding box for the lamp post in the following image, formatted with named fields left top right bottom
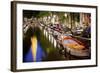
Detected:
left=51, top=14, right=56, bottom=24
left=64, top=13, right=68, bottom=26
left=64, top=13, right=67, bottom=17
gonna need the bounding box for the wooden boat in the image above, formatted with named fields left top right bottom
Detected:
left=60, top=35, right=90, bottom=57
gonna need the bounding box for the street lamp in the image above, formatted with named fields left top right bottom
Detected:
left=64, top=13, right=67, bottom=17
left=53, top=14, right=56, bottom=18
left=51, top=14, right=56, bottom=24
left=64, top=13, right=68, bottom=26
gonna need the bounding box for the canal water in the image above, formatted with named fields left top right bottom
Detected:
left=23, top=26, right=90, bottom=63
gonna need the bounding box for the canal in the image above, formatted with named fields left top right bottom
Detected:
left=23, top=26, right=90, bottom=63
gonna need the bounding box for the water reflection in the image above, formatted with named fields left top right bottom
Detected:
left=23, top=27, right=46, bottom=62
